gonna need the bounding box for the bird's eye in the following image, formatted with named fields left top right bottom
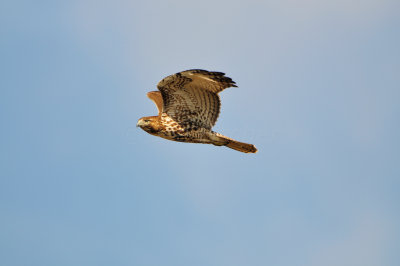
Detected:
left=144, top=120, right=149, bottom=122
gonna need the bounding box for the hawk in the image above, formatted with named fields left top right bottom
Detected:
left=137, top=69, right=257, bottom=153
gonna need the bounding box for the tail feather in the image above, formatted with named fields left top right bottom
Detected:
left=226, top=139, right=258, bottom=153
left=212, top=133, right=257, bottom=153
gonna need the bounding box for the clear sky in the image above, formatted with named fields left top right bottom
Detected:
left=1, top=0, right=399, bottom=265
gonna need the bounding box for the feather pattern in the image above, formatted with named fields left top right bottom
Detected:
left=157, top=69, right=236, bottom=130
left=137, top=69, right=257, bottom=153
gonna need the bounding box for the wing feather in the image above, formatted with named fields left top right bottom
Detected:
left=157, top=69, right=236, bottom=130
left=146, top=91, right=163, bottom=116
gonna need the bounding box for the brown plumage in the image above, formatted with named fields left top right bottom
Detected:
left=137, top=69, right=257, bottom=153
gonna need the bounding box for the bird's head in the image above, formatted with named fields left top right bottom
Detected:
left=137, top=116, right=160, bottom=134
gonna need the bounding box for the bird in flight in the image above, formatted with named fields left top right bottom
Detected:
left=137, top=69, right=257, bottom=153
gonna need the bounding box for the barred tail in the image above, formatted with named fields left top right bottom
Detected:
left=211, top=133, right=258, bottom=153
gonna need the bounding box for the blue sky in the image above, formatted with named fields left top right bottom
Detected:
left=1, top=0, right=399, bottom=265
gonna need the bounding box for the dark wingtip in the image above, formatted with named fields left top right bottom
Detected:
left=183, top=69, right=238, bottom=88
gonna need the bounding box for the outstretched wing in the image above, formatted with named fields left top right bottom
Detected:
left=146, top=91, right=163, bottom=116
left=157, top=69, right=237, bottom=130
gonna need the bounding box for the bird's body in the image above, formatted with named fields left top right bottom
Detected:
left=137, top=69, right=257, bottom=153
